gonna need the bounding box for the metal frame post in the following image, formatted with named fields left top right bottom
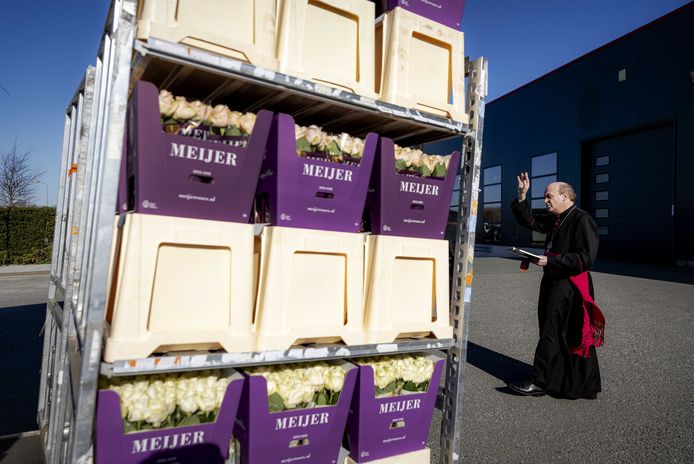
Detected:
left=439, top=56, right=488, bottom=464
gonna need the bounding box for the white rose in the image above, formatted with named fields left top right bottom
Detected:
left=305, top=125, right=323, bottom=146
left=158, top=90, right=177, bottom=117
left=324, top=366, right=345, bottom=393
left=278, top=378, right=305, bottom=409
left=373, top=363, right=396, bottom=389
left=337, top=133, right=352, bottom=154
left=305, top=366, right=325, bottom=388
left=190, top=100, right=211, bottom=122
left=208, top=104, right=231, bottom=128
left=173, top=96, right=196, bottom=121
left=229, top=111, right=243, bottom=129
left=295, top=125, right=307, bottom=140
left=214, top=381, right=228, bottom=409
left=146, top=397, right=170, bottom=426
left=178, top=390, right=199, bottom=415
left=240, top=112, right=257, bottom=134
left=265, top=372, right=280, bottom=396
left=301, top=384, right=316, bottom=404
left=127, top=394, right=150, bottom=423
left=198, top=390, right=218, bottom=413
left=351, top=138, right=364, bottom=157
left=319, top=132, right=334, bottom=151
left=422, top=154, right=438, bottom=174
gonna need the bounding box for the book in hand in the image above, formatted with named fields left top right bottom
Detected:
left=508, top=247, right=543, bottom=260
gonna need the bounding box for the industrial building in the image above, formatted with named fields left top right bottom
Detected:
left=433, top=2, right=693, bottom=265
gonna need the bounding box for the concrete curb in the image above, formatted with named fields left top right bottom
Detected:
left=0, top=265, right=51, bottom=276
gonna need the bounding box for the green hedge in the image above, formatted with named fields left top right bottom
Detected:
left=0, top=207, right=55, bottom=265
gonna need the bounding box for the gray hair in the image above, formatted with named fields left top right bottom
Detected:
left=558, top=182, right=576, bottom=202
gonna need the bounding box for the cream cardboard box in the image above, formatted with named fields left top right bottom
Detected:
left=137, top=0, right=279, bottom=70
left=363, top=234, right=452, bottom=343
left=376, top=7, right=468, bottom=123
left=104, top=213, right=257, bottom=361
left=277, top=0, right=377, bottom=98
left=346, top=447, right=431, bottom=464
left=254, top=226, right=366, bottom=351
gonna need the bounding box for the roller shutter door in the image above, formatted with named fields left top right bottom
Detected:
left=584, top=124, right=673, bottom=262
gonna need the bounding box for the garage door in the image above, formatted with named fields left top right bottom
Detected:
left=583, top=124, right=673, bottom=262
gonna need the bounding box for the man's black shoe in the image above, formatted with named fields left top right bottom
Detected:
left=509, top=380, right=545, bottom=396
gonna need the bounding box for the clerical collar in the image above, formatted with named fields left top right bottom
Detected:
left=556, top=204, right=576, bottom=219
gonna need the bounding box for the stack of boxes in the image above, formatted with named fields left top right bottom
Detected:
left=100, top=1, right=467, bottom=463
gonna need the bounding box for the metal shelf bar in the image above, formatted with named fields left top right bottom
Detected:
left=131, top=37, right=469, bottom=146
left=100, top=339, right=455, bottom=377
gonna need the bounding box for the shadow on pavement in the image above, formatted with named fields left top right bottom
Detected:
left=0, top=303, right=45, bottom=436
left=591, top=259, right=694, bottom=285
left=0, top=434, right=43, bottom=464
left=466, top=341, right=533, bottom=385
left=495, top=255, right=694, bottom=285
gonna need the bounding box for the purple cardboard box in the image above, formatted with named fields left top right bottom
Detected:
left=127, top=80, right=273, bottom=222
left=366, top=137, right=460, bottom=239
left=255, top=113, right=377, bottom=232
left=95, top=371, right=244, bottom=464
left=234, top=362, right=358, bottom=464
left=346, top=355, right=445, bottom=462
left=381, top=1, right=466, bottom=29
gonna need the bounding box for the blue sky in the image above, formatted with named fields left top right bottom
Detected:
left=0, top=0, right=690, bottom=206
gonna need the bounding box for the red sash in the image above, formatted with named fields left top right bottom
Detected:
left=519, top=252, right=606, bottom=357
left=567, top=271, right=606, bottom=357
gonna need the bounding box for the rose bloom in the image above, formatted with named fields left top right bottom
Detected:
left=305, top=125, right=323, bottom=146
left=158, top=90, right=177, bottom=118
left=337, top=133, right=352, bottom=154
left=319, top=132, right=334, bottom=151
left=305, top=365, right=326, bottom=388
left=127, top=394, right=150, bottom=423
left=240, top=112, right=257, bottom=134
left=422, top=154, right=438, bottom=173
left=197, top=389, right=218, bottom=413
left=178, top=389, right=199, bottom=415
left=207, top=104, right=231, bottom=128
left=295, top=124, right=307, bottom=140
left=173, top=97, right=196, bottom=121
left=408, top=148, right=425, bottom=168
left=146, top=397, right=171, bottom=426
left=324, top=366, right=345, bottom=392
left=372, top=363, right=397, bottom=390
left=190, top=100, right=211, bottom=122
left=278, top=377, right=305, bottom=409
left=228, top=111, right=243, bottom=129
left=109, top=385, right=129, bottom=419
left=439, top=155, right=451, bottom=170
left=351, top=138, right=364, bottom=157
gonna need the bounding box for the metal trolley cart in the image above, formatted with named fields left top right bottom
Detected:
left=37, top=1, right=487, bottom=462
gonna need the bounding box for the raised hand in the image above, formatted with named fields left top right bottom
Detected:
left=516, top=171, right=530, bottom=201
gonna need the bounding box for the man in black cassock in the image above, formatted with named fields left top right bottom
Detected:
left=509, top=172, right=601, bottom=399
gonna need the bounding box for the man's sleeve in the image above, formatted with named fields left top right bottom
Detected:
left=545, top=214, right=599, bottom=276
left=511, top=198, right=550, bottom=233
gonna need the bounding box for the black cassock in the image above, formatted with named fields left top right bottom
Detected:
left=511, top=199, right=601, bottom=398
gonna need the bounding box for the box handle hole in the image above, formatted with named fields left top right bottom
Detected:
left=389, top=419, right=406, bottom=429
left=289, top=438, right=310, bottom=448
left=189, top=174, right=214, bottom=184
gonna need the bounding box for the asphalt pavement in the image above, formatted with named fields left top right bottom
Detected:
left=428, top=257, right=694, bottom=463
left=1, top=259, right=693, bottom=463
